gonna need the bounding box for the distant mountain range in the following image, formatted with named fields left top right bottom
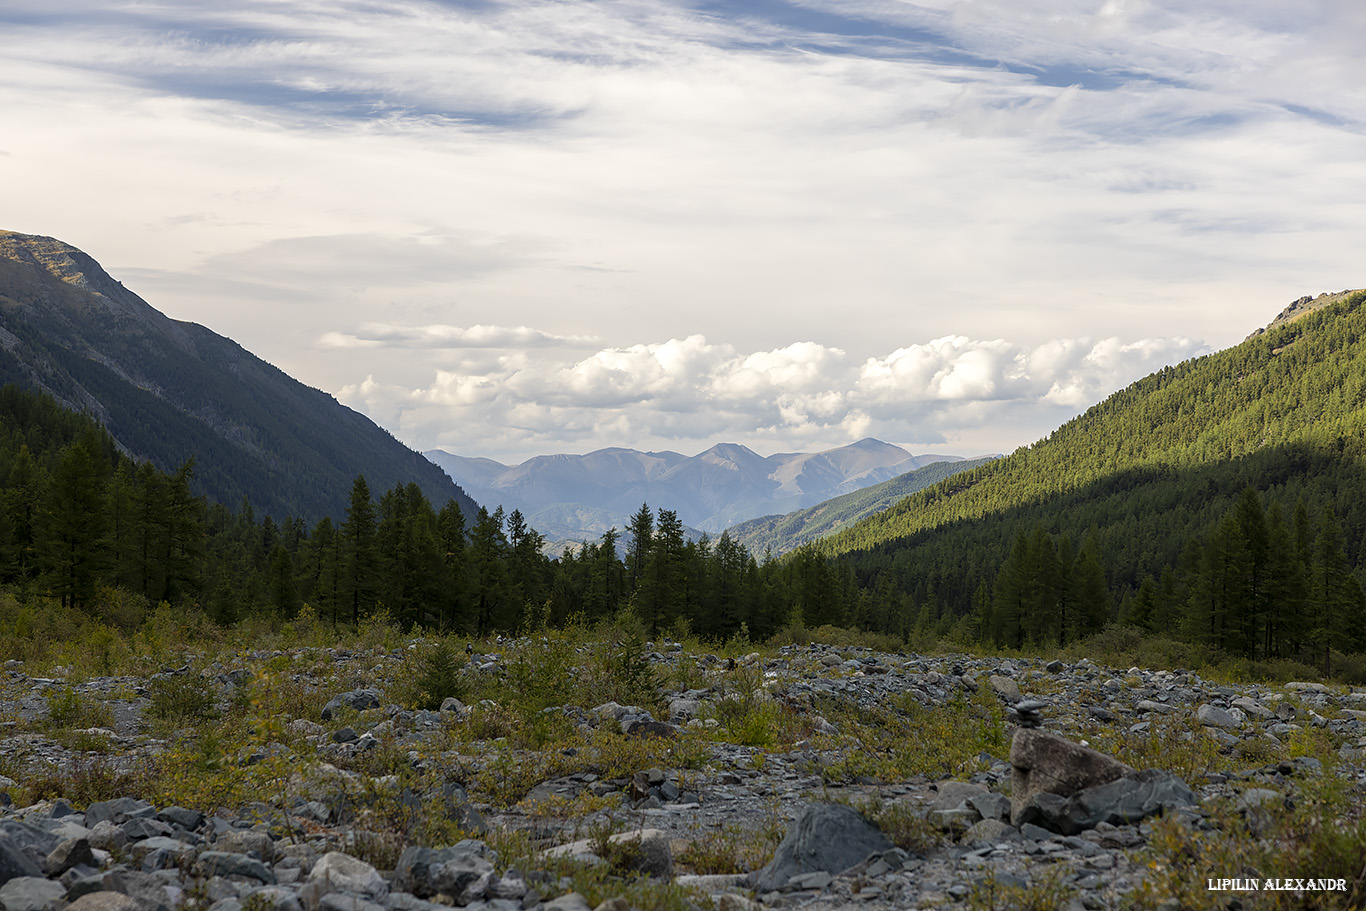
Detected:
left=425, top=439, right=982, bottom=543
left=0, top=230, right=478, bottom=523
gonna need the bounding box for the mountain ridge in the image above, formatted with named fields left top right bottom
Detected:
left=0, top=230, right=479, bottom=523
left=425, top=438, right=973, bottom=540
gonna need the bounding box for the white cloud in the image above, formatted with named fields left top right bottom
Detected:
left=1, top=0, right=1359, bottom=462
left=337, top=329, right=1210, bottom=460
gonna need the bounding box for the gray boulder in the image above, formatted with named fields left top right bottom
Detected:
left=0, top=822, right=59, bottom=857
left=100, top=867, right=174, bottom=911
left=1010, top=728, right=1133, bottom=824
left=989, top=675, right=1021, bottom=702
left=196, top=851, right=276, bottom=885
left=1016, top=769, right=1197, bottom=835
left=308, top=852, right=387, bottom=899
left=751, top=803, right=893, bottom=893
left=83, top=799, right=152, bottom=828
left=1196, top=703, right=1243, bottom=730
left=392, top=844, right=493, bottom=898
left=0, top=875, right=66, bottom=911
left=44, top=836, right=94, bottom=876
left=0, top=835, right=43, bottom=886
left=321, top=690, right=381, bottom=721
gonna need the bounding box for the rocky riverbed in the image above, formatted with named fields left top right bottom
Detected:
left=1, top=640, right=1364, bottom=910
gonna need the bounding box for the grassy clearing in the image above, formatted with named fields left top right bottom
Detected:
left=817, top=685, right=1010, bottom=783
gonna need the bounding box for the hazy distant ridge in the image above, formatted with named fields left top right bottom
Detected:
left=426, top=439, right=966, bottom=538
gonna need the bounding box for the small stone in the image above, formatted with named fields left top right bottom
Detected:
left=990, top=675, right=1022, bottom=702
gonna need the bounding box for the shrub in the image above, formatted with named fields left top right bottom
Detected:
left=23, top=757, right=149, bottom=808
left=1129, top=777, right=1366, bottom=910
left=43, top=685, right=114, bottom=730
left=147, top=673, right=218, bottom=722
left=408, top=639, right=467, bottom=710
left=966, top=870, right=1075, bottom=911
left=851, top=794, right=943, bottom=854
left=1087, top=715, right=1225, bottom=782
left=678, top=820, right=783, bottom=874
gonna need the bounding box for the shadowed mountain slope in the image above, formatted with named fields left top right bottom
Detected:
left=0, top=230, right=478, bottom=522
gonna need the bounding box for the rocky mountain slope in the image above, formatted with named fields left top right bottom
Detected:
left=0, top=231, right=478, bottom=522
left=0, top=634, right=1362, bottom=910
left=1245, top=288, right=1365, bottom=340
left=425, top=439, right=964, bottom=538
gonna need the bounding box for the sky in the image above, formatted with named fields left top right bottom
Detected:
left=3, top=0, right=1364, bottom=465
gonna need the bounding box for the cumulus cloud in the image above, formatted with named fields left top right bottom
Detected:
left=337, top=330, right=1210, bottom=461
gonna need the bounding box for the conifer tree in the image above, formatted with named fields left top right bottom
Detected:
left=341, top=475, right=378, bottom=624
left=40, top=442, right=108, bottom=609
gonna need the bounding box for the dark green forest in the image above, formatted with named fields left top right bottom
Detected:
left=5, top=289, right=1366, bottom=679
left=0, top=384, right=861, bottom=641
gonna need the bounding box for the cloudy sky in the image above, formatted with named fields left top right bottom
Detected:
left=4, top=1, right=1363, bottom=464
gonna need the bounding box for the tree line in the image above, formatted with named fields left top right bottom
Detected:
left=0, top=384, right=869, bottom=638
left=945, top=488, right=1366, bottom=673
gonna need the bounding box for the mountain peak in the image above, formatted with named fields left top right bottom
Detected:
left=698, top=441, right=764, bottom=462
left=1247, top=288, right=1366, bottom=340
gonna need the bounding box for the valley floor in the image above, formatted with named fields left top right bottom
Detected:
left=0, top=631, right=1363, bottom=910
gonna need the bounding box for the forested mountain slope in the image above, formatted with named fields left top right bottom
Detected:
left=727, top=456, right=996, bottom=556
left=0, top=231, right=477, bottom=522
left=824, top=290, right=1366, bottom=660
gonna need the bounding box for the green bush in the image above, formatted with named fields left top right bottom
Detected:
left=43, top=685, right=114, bottom=730
left=147, top=673, right=218, bottom=722
left=409, top=640, right=467, bottom=710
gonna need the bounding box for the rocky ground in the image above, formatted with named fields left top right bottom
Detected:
left=1, top=639, right=1364, bottom=911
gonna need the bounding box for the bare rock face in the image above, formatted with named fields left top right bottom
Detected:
left=1010, top=728, right=1133, bottom=824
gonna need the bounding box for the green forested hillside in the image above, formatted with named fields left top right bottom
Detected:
left=823, top=291, right=1366, bottom=666
left=728, top=456, right=996, bottom=556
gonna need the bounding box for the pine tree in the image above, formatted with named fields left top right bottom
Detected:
left=40, top=442, right=108, bottom=609
left=625, top=503, right=653, bottom=596
left=341, top=475, right=378, bottom=624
